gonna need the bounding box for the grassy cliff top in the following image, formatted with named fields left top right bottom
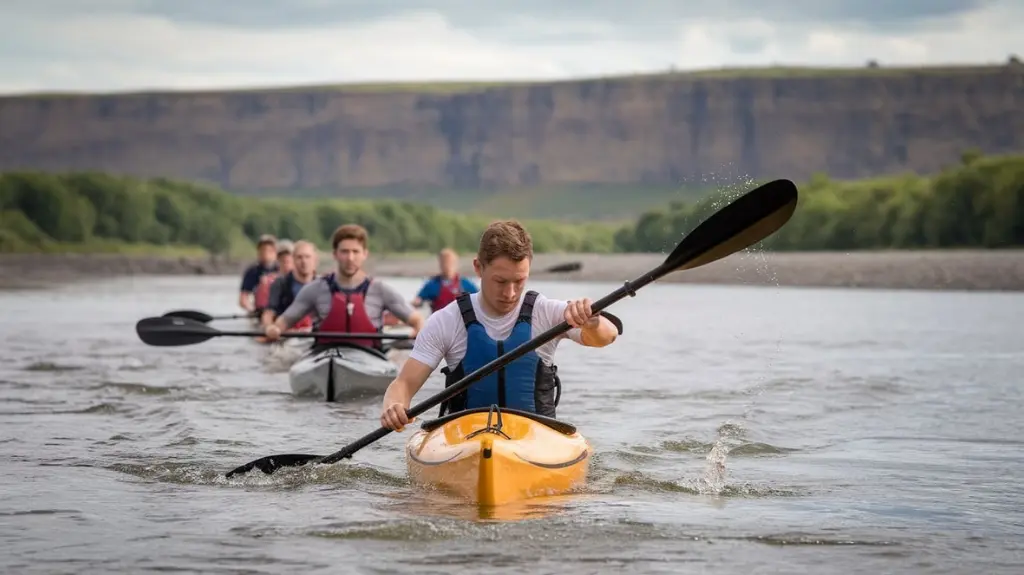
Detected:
left=8, top=61, right=1019, bottom=98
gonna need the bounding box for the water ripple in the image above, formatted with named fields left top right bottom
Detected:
left=1, top=276, right=1021, bottom=574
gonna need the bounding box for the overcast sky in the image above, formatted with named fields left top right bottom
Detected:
left=1, top=0, right=1020, bottom=94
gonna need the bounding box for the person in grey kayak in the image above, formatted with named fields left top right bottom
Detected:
left=378, top=219, right=619, bottom=431
left=260, top=240, right=320, bottom=329
left=262, top=224, right=424, bottom=348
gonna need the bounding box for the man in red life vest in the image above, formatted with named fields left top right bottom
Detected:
left=411, top=248, right=479, bottom=314
left=261, top=240, right=318, bottom=330
left=263, top=224, right=424, bottom=350
left=253, top=240, right=295, bottom=321
left=239, top=234, right=279, bottom=313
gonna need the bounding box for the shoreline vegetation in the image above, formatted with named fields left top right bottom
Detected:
left=1, top=151, right=1021, bottom=256
left=0, top=150, right=1021, bottom=291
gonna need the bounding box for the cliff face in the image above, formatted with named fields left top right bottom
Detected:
left=1, top=66, right=1023, bottom=190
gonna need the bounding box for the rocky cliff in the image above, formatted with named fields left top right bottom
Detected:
left=1, top=64, right=1022, bottom=191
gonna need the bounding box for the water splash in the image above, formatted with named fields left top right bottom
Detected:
left=699, top=420, right=746, bottom=495
left=702, top=435, right=730, bottom=495
left=108, top=459, right=409, bottom=490
left=260, top=343, right=306, bottom=373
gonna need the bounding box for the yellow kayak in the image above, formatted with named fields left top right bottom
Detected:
left=405, top=406, right=591, bottom=507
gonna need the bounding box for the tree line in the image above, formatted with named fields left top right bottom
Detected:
left=1, top=151, right=1021, bottom=255
left=615, top=151, right=1024, bottom=252
left=0, top=172, right=618, bottom=255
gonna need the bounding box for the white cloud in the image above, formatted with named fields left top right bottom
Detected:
left=669, top=2, right=1022, bottom=70
left=0, top=1, right=1020, bottom=94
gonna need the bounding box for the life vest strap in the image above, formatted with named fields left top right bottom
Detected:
left=455, top=290, right=539, bottom=328
left=326, top=273, right=372, bottom=295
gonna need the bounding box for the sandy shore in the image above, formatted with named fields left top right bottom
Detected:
left=2, top=249, right=1024, bottom=292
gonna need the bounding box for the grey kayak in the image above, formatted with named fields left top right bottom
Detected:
left=287, top=344, right=398, bottom=402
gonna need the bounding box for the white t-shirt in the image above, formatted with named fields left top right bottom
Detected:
left=408, top=292, right=583, bottom=371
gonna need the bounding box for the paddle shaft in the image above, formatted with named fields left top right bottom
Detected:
left=210, top=330, right=411, bottom=340
left=315, top=262, right=667, bottom=465
left=210, top=313, right=256, bottom=321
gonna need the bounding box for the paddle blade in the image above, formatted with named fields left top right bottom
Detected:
left=599, top=311, right=624, bottom=335
left=162, top=310, right=215, bottom=323
left=136, top=316, right=220, bottom=346
left=224, top=453, right=323, bottom=478
left=662, top=179, right=798, bottom=273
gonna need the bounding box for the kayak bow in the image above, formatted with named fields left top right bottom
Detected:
left=405, top=406, right=590, bottom=506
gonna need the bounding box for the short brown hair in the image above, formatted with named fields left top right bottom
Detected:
left=257, top=233, right=277, bottom=248
left=331, top=224, right=368, bottom=251
left=477, top=220, right=533, bottom=266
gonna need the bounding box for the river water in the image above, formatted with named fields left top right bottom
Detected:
left=1, top=273, right=1022, bottom=574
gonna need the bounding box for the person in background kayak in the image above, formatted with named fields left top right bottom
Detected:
left=260, top=240, right=319, bottom=329
left=412, top=248, right=479, bottom=313
left=276, top=239, right=295, bottom=273
left=239, top=234, right=279, bottom=314
left=378, top=220, right=619, bottom=431
left=263, top=224, right=425, bottom=349
left=381, top=248, right=479, bottom=327
left=252, top=239, right=294, bottom=320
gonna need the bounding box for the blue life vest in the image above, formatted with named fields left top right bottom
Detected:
left=439, top=291, right=561, bottom=418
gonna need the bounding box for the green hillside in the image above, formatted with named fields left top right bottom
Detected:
left=1, top=151, right=1021, bottom=257
left=617, top=151, right=1024, bottom=252
left=0, top=172, right=620, bottom=256
left=233, top=183, right=712, bottom=222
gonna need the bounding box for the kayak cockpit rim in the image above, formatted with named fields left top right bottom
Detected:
left=305, top=341, right=391, bottom=361
left=419, top=405, right=577, bottom=436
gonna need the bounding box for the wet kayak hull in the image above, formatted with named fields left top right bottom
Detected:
left=405, top=407, right=591, bottom=507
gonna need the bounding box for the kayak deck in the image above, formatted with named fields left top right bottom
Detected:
left=288, top=344, right=398, bottom=402
left=405, top=406, right=591, bottom=507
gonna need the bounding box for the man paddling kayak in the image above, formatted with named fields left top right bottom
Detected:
left=412, top=248, right=479, bottom=313
left=261, top=240, right=319, bottom=329
left=239, top=234, right=280, bottom=314
left=379, top=220, right=619, bottom=431
left=263, top=224, right=425, bottom=349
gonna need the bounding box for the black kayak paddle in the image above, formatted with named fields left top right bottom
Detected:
left=136, top=316, right=414, bottom=347
left=223, top=178, right=799, bottom=478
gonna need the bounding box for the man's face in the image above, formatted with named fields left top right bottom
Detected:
left=474, top=256, right=530, bottom=315
left=258, top=243, right=277, bottom=265
left=277, top=253, right=294, bottom=274
left=439, top=253, right=458, bottom=278
left=293, top=245, right=318, bottom=276
left=333, top=239, right=367, bottom=278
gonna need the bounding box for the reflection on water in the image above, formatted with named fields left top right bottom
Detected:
left=1, top=275, right=1023, bottom=574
